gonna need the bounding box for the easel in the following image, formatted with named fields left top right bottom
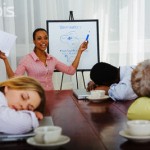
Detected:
left=69, top=10, right=74, bottom=20
left=60, top=11, right=86, bottom=90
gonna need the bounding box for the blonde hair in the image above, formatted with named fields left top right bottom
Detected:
left=131, top=59, right=150, bottom=97
left=0, top=76, right=45, bottom=113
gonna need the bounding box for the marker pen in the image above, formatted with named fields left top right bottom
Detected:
left=86, top=34, right=89, bottom=41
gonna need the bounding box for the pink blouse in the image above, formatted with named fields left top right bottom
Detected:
left=15, top=51, right=76, bottom=90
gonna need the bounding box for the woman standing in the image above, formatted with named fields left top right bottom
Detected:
left=0, top=28, right=88, bottom=90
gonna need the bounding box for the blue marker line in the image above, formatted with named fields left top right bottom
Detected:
left=86, top=34, right=89, bottom=41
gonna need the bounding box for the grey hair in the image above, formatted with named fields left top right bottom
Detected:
left=131, top=59, right=150, bottom=97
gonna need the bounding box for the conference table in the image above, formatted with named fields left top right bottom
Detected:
left=0, top=90, right=150, bottom=150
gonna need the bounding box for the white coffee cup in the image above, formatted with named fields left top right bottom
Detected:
left=90, top=90, right=105, bottom=98
left=126, top=120, right=150, bottom=136
left=34, top=126, right=62, bottom=144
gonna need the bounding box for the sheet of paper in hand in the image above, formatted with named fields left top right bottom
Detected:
left=0, top=30, right=17, bottom=56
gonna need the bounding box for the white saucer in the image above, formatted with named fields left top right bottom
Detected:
left=26, top=135, right=70, bottom=148
left=119, top=130, right=150, bottom=143
left=86, top=95, right=109, bottom=103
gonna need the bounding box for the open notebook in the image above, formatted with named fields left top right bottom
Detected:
left=73, top=89, right=91, bottom=99
left=0, top=116, right=54, bottom=142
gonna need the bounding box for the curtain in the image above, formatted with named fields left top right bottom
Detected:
left=0, top=0, right=150, bottom=89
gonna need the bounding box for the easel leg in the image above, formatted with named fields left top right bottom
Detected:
left=82, top=71, right=86, bottom=89
left=76, top=72, right=79, bottom=89
left=60, top=73, right=64, bottom=90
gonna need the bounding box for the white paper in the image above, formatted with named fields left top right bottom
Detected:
left=0, top=30, right=17, bottom=56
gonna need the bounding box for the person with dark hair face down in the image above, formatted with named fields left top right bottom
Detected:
left=87, top=62, right=137, bottom=101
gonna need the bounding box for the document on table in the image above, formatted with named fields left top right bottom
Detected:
left=0, top=30, right=17, bottom=56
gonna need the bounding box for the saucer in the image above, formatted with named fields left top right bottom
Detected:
left=26, top=135, right=70, bottom=148
left=86, top=95, right=109, bottom=103
left=119, top=130, right=150, bottom=143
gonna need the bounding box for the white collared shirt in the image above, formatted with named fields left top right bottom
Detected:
left=0, top=92, right=39, bottom=134
left=108, top=66, right=138, bottom=101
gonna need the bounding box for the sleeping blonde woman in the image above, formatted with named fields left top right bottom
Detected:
left=0, top=76, right=45, bottom=134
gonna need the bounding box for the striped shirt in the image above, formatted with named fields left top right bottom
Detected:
left=15, top=51, right=76, bottom=90
left=0, top=92, right=39, bottom=134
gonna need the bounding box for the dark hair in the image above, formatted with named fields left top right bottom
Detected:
left=33, top=28, right=47, bottom=40
left=90, top=62, right=119, bottom=86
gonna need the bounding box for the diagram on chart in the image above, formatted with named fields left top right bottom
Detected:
left=59, top=31, right=79, bottom=63
left=60, top=31, right=79, bottom=48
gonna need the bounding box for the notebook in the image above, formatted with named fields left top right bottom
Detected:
left=0, top=116, right=54, bottom=142
left=73, top=89, right=91, bottom=99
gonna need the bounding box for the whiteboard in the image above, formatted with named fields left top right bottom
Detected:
left=46, top=20, right=100, bottom=71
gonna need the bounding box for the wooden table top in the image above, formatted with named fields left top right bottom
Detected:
left=1, top=90, right=150, bottom=150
